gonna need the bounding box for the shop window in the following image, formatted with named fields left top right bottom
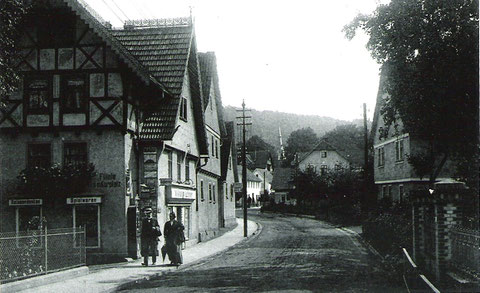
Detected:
left=64, top=142, right=87, bottom=167
left=28, top=143, right=51, bottom=168
left=25, top=76, right=50, bottom=114
left=61, top=75, right=87, bottom=113
left=74, top=205, right=100, bottom=248
left=169, top=206, right=190, bottom=240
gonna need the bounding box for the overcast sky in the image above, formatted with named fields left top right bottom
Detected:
left=84, top=0, right=387, bottom=121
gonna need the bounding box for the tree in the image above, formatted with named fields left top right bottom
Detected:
left=284, top=127, right=319, bottom=166
left=345, top=0, right=479, bottom=188
left=0, top=0, right=30, bottom=107
left=245, top=135, right=276, bottom=154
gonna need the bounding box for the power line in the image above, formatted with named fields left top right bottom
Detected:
left=100, top=0, right=124, bottom=24
left=109, top=0, right=130, bottom=21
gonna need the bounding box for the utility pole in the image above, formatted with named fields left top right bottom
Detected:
left=362, top=103, right=368, bottom=220
left=237, top=100, right=251, bottom=237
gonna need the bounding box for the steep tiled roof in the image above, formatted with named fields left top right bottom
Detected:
left=299, top=139, right=350, bottom=164
left=237, top=166, right=262, bottom=183
left=139, top=97, right=180, bottom=140
left=111, top=24, right=192, bottom=96
left=249, top=150, right=274, bottom=170
left=271, top=168, right=294, bottom=191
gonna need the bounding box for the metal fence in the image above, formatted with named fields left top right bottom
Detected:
left=450, top=226, right=480, bottom=279
left=0, top=228, right=85, bottom=283
left=402, top=248, right=441, bottom=293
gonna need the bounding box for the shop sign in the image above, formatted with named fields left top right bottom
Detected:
left=172, top=188, right=195, bottom=200
left=67, top=197, right=102, bottom=204
left=234, top=183, right=243, bottom=192
left=9, top=199, right=43, bottom=206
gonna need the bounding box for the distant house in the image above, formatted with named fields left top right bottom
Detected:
left=297, top=139, right=355, bottom=175
left=237, top=165, right=263, bottom=206
left=371, top=69, right=457, bottom=203
left=271, top=168, right=295, bottom=205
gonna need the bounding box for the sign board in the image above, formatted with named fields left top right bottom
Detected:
left=172, top=188, right=195, bottom=200
left=9, top=199, right=43, bottom=206
left=234, top=183, right=243, bottom=193
left=67, top=197, right=102, bottom=204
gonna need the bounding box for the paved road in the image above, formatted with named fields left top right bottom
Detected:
left=119, top=210, right=405, bottom=292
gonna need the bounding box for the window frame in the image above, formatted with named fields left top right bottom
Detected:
left=63, top=142, right=88, bottom=167
left=179, top=97, right=188, bottom=121
left=321, top=151, right=327, bottom=158
left=395, top=139, right=404, bottom=162
left=61, top=74, right=88, bottom=114
left=24, top=75, right=51, bottom=115
left=208, top=183, right=212, bottom=202
left=200, top=180, right=204, bottom=201
left=27, top=143, right=52, bottom=168
left=176, top=152, right=183, bottom=182
left=167, top=151, right=173, bottom=179
left=377, top=147, right=385, bottom=167
left=73, top=204, right=101, bottom=248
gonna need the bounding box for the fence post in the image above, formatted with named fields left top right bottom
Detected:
left=44, top=226, right=48, bottom=273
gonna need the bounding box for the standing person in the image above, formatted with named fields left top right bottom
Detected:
left=141, top=207, right=161, bottom=266
left=163, top=212, right=185, bottom=266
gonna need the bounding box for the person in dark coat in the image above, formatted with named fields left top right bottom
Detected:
left=141, top=207, right=161, bottom=266
left=163, top=212, right=185, bottom=266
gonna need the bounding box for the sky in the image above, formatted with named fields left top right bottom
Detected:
left=83, top=0, right=387, bottom=121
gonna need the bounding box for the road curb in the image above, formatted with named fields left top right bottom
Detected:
left=113, top=220, right=262, bottom=292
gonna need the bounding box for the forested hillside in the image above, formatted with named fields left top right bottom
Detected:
left=223, top=105, right=362, bottom=149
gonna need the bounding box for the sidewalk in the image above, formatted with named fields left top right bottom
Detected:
left=4, top=219, right=258, bottom=293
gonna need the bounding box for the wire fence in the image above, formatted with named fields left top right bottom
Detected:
left=0, top=228, right=86, bottom=283
left=450, top=226, right=480, bottom=279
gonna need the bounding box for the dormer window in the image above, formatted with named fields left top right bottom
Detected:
left=321, top=151, right=327, bottom=158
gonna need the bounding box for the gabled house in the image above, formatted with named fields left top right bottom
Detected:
left=271, top=167, right=295, bottom=205
left=0, top=0, right=181, bottom=261
left=371, top=69, right=456, bottom=203
left=297, top=139, right=353, bottom=175
left=220, top=122, right=239, bottom=227
left=195, top=52, right=225, bottom=241
left=237, top=165, right=263, bottom=206
left=112, top=16, right=210, bottom=247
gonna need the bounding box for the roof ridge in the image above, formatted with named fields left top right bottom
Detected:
left=124, top=17, right=192, bottom=29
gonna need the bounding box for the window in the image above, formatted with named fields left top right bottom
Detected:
left=382, top=186, right=387, bottom=198
left=64, top=143, right=87, bottom=167
left=171, top=206, right=190, bottom=240
left=25, top=77, right=50, bottom=114
left=378, top=147, right=385, bottom=167
left=167, top=151, right=173, bottom=179
left=228, top=156, right=232, bottom=170
left=200, top=180, right=204, bottom=201
left=395, top=140, right=404, bottom=162
left=211, top=136, right=215, bottom=156
left=213, top=184, right=216, bottom=203
left=74, top=205, right=100, bottom=248
left=225, top=185, right=228, bottom=199
left=230, top=184, right=234, bottom=201
left=28, top=144, right=51, bottom=168
left=320, top=165, right=328, bottom=175
left=179, top=97, right=187, bottom=121
left=321, top=151, right=327, bottom=158
left=215, top=140, right=218, bottom=158
left=388, top=185, right=393, bottom=198
left=16, top=206, right=42, bottom=232
left=61, top=75, right=87, bottom=113
left=177, top=152, right=183, bottom=182
left=399, top=185, right=405, bottom=202
left=185, top=160, right=190, bottom=182
left=209, top=183, right=212, bottom=202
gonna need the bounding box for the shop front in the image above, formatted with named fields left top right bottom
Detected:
left=163, top=181, right=196, bottom=244
left=66, top=196, right=102, bottom=248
